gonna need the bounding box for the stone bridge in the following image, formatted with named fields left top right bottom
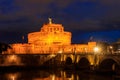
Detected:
left=62, top=53, right=120, bottom=72
left=0, top=53, right=120, bottom=72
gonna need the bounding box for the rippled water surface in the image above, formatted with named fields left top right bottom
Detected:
left=0, top=68, right=119, bottom=80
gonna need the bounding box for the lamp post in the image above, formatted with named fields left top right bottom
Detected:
left=109, top=46, right=113, bottom=54
left=58, top=46, right=64, bottom=67
left=93, top=47, right=99, bottom=70
left=73, top=47, right=76, bottom=64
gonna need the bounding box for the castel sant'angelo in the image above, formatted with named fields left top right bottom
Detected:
left=7, top=18, right=96, bottom=54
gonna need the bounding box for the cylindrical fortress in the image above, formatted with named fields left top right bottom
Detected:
left=6, top=18, right=97, bottom=54
left=28, top=21, right=71, bottom=45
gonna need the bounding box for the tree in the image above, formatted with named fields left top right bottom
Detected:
left=0, top=43, right=11, bottom=54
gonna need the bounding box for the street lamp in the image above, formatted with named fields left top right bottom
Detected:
left=94, top=47, right=99, bottom=53
left=58, top=50, right=62, bottom=54
left=73, top=47, right=76, bottom=64
left=93, top=47, right=100, bottom=70
left=109, top=46, right=113, bottom=54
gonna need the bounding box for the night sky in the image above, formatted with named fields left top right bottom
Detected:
left=0, top=0, right=120, bottom=44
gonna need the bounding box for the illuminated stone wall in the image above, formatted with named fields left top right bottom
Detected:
left=6, top=42, right=96, bottom=54
left=11, top=44, right=33, bottom=54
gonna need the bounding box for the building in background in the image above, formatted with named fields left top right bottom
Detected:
left=6, top=18, right=97, bottom=54
left=108, top=39, right=120, bottom=54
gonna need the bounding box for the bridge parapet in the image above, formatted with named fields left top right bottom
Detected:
left=0, top=54, right=61, bottom=67
left=0, top=53, right=120, bottom=73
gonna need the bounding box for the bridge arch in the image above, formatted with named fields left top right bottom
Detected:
left=63, top=54, right=74, bottom=64
left=99, top=58, right=120, bottom=72
left=76, top=57, right=90, bottom=69
left=65, top=57, right=72, bottom=65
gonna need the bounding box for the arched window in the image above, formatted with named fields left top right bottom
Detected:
left=50, top=28, right=52, bottom=32
left=54, top=28, right=56, bottom=31
left=57, top=28, right=59, bottom=31
left=60, top=28, right=62, bottom=32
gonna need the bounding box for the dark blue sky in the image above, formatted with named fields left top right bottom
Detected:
left=0, top=0, right=120, bottom=43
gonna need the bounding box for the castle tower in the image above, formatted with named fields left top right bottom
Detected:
left=28, top=18, right=71, bottom=45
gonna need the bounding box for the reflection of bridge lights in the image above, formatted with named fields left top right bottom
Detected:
left=63, top=71, right=66, bottom=78
left=51, top=74, right=55, bottom=80
left=68, top=78, right=72, bottom=80
left=71, top=74, right=74, bottom=80
left=8, top=74, right=18, bottom=80
left=67, top=74, right=74, bottom=80
left=11, top=75, right=15, bottom=80
left=76, top=75, right=79, bottom=80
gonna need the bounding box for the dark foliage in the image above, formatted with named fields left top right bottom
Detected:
left=0, top=43, right=11, bottom=53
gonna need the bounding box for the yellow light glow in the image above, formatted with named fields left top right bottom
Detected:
left=110, top=46, right=113, bottom=49
left=11, top=76, right=15, bottom=80
left=9, top=55, right=17, bottom=62
left=50, top=54, right=56, bottom=57
left=94, top=47, right=99, bottom=52
left=8, top=74, right=18, bottom=80
left=58, top=50, right=62, bottom=53
left=6, top=55, right=20, bottom=64
left=51, top=74, right=55, bottom=80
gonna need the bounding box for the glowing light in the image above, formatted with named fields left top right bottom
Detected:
left=50, top=54, right=56, bottom=57
left=94, top=47, right=99, bottom=53
left=6, top=55, right=20, bottom=64
left=77, top=75, right=79, bottom=80
left=68, top=78, right=72, bottom=80
left=8, top=74, right=18, bottom=80
left=51, top=74, right=55, bottom=80
left=110, top=46, right=113, bottom=49
left=58, top=50, right=62, bottom=53
left=9, top=55, right=17, bottom=62
left=11, top=76, right=15, bottom=80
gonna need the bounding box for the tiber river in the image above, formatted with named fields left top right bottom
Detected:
left=0, top=69, right=119, bottom=80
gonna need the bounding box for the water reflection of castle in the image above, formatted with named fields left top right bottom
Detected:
left=7, top=18, right=96, bottom=54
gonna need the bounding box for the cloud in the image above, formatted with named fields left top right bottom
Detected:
left=76, top=0, right=120, bottom=4
left=14, top=0, right=74, bottom=16
left=100, top=0, right=120, bottom=5
left=64, top=17, right=120, bottom=32
left=0, top=0, right=74, bottom=31
left=0, top=0, right=120, bottom=32
left=1, top=0, right=71, bottom=19
left=0, top=0, right=120, bottom=43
